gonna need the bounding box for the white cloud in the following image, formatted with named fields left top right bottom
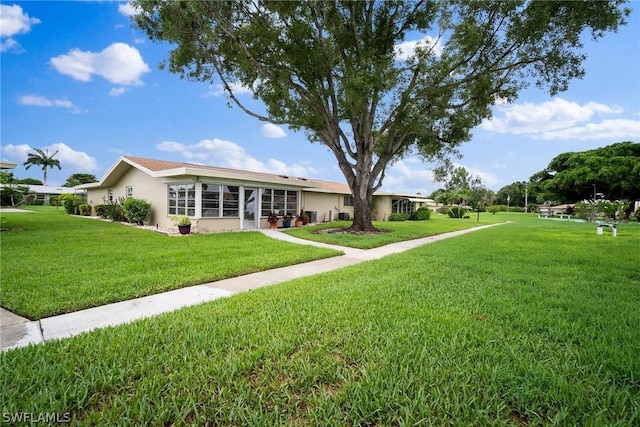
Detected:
left=19, top=94, right=83, bottom=113
left=0, top=4, right=40, bottom=52
left=481, top=97, right=624, bottom=136
left=261, top=123, right=287, bottom=138
left=0, top=143, right=97, bottom=172
left=118, top=2, right=140, bottom=17
left=395, top=35, right=443, bottom=61
left=207, top=81, right=255, bottom=97
left=50, top=42, right=150, bottom=85
left=540, top=119, right=640, bottom=141
left=156, top=138, right=318, bottom=177
left=0, top=4, right=40, bottom=37
left=109, top=87, right=127, bottom=97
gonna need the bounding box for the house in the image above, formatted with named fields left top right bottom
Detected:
left=539, top=203, right=574, bottom=216
left=77, top=156, right=434, bottom=233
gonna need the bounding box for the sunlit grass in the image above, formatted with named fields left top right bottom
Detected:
left=2, top=217, right=638, bottom=424
left=285, top=212, right=510, bottom=248
left=0, top=207, right=340, bottom=319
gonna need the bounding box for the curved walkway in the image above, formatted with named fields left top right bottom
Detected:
left=1, top=222, right=509, bottom=351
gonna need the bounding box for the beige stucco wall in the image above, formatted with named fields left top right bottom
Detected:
left=86, top=167, right=167, bottom=227
left=301, top=191, right=350, bottom=222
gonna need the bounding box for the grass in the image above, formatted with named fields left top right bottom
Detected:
left=0, top=207, right=341, bottom=319
left=284, top=213, right=507, bottom=249
left=2, top=215, right=639, bottom=424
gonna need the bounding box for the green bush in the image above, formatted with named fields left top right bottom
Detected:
left=49, top=196, right=59, bottom=206
left=34, top=199, right=45, bottom=206
left=79, top=204, right=92, bottom=216
left=94, top=204, right=108, bottom=218
left=436, top=206, right=449, bottom=215
left=487, top=205, right=501, bottom=215
left=635, top=207, right=640, bottom=222
left=59, top=194, right=84, bottom=215
left=103, top=202, right=127, bottom=222
left=388, top=213, right=409, bottom=221
left=122, top=198, right=152, bottom=225
left=410, top=206, right=432, bottom=221
left=447, top=206, right=469, bottom=218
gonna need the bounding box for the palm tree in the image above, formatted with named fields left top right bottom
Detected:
left=23, top=148, right=61, bottom=185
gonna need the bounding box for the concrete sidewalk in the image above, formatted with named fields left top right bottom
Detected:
left=1, top=222, right=508, bottom=351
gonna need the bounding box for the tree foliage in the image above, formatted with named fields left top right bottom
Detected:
left=23, top=148, right=61, bottom=186
left=63, top=173, right=98, bottom=188
left=529, top=141, right=640, bottom=203
left=133, top=0, right=629, bottom=232
left=495, top=181, right=537, bottom=208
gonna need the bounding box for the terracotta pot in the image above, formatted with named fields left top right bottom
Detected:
left=295, top=220, right=303, bottom=227
left=269, top=222, right=278, bottom=229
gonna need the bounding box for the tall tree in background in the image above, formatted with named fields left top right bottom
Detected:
left=63, top=173, right=98, bottom=188
left=23, top=149, right=61, bottom=186
left=529, top=141, right=640, bottom=203
left=134, top=0, right=628, bottom=232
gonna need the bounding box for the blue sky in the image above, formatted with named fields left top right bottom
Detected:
left=1, top=1, right=639, bottom=194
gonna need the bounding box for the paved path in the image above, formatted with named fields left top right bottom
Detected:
left=1, top=222, right=509, bottom=351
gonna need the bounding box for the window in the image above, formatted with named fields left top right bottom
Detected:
left=126, top=186, right=133, bottom=198
left=201, top=184, right=220, bottom=217
left=222, top=185, right=240, bottom=217
left=168, top=184, right=196, bottom=216
left=261, top=189, right=272, bottom=217
left=392, top=198, right=414, bottom=215
left=343, top=195, right=354, bottom=207
left=261, top=188, right=298, bottom=216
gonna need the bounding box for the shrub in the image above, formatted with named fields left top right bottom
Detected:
left=487, top=205, right=501, bottom=215
left=436, top=206, right=449, bottom=215
left=411, top=206, right=432, bottom=221
left=447, top=206, right=469, bottom=218
left=388, top=213, right=409, bottom=221
left=103, top=203, right=126, bottom=222
left=635, top=207, right=640, bottom=222
left=79, top=204, right=92, bottom=216
left=575, top=202, right=597, bottom=222
left=34, top=199, right=45, bottom=206
left=94, top=204, right=108, bottom=218
left=122, top=197, right=152, bottom=225
left=49, top=196, right=59, bottom=206
left=59, top=194, right=84, bottom=215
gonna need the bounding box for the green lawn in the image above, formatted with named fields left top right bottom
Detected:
left=2, top=215, right=638, bottom=424
left=284, top=213, right=507, bottom=248
left=0, top=207, right=341, bottom=319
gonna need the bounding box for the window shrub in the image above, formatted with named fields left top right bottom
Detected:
left=79, top=204, right=92, bottom=216
left=122, top=197, right=152, bottom=225
left=94, top=204, right=108, bottom=218
left=49, top=196, right=59, bottom=206
left=389, top=213, right=409, bottom=221
left=411, top=206, right=432, bottom=221
left=34, top=199, right=45, bottom=206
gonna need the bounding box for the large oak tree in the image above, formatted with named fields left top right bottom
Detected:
left=133, top=0, right=628, bottom=232
left=529, top=141, right=640, bottom=203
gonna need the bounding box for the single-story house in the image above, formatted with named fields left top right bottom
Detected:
left=77, top=156, right=434, bottom=233
left=539, top=203, right=574, bottom=216
left=0, top=161, right=18, bottom=170
left=28, top=185, right=86, bottom=205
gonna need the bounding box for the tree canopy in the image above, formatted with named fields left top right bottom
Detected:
left=63, top=173, right=98, bottom=188
left=529, top=141, right=640, bottom=203
left=133, top=0, right=629, bottom=232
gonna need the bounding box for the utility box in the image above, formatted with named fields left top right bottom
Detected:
left=338, top=212, right=350, bottom=220
left=306, top=211, right=317, bottom=223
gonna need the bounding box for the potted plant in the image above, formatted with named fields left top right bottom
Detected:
left=172, top=215, right=192, bottom=235
left=267, top=211, right=279, bottom=229
left=295, top=209, right=309, bottom=227
left=282, top=212, right=293, bottom=228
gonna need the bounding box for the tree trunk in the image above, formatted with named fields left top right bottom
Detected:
left=346, top=164, right=380, bottom=233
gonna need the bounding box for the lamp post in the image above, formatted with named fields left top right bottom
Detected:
left=593, top=184, right=596, bottom=202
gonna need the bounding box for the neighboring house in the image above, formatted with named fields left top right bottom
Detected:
left=77, top=156, right=434, bottom=233
left=0, top=161, right=18, bottom=170
left=27, top=185, right=85, bottom=205
left=539, top=203, right=574, bottom=216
